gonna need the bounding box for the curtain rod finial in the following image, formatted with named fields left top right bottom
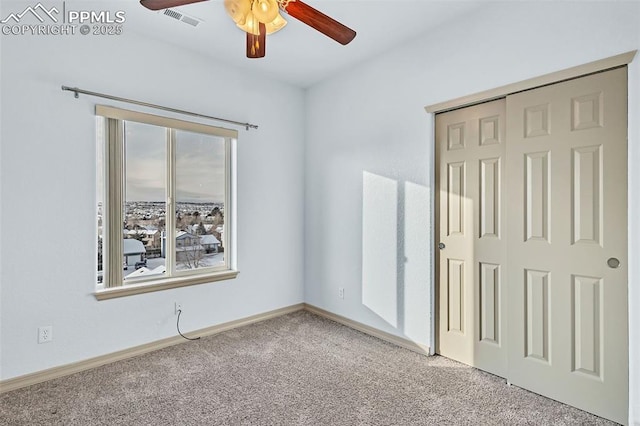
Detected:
left=61, top=85, right=80, bottom=98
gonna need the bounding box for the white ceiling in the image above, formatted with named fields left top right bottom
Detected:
left=124, top=0, right=484, bottom=88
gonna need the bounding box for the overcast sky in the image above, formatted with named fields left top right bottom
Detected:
left=121, top=121, right=226, bottom=204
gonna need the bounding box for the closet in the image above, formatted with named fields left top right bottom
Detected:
left=435, top=67, right=628, bottom=424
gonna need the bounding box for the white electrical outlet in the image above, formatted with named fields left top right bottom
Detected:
left=338, top=287, right=344, bottom=299
left=38, top=326, right=53, bottom=344
left=175, top=302, right=182, bottom=315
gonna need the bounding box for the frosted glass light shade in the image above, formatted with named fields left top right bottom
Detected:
left=251, top=0, right=279, bottom=24
left=224, top=0, right=251, bottom=25
left=237, top=12, right=260, bottom=36
left=265, top=13, right=287, bottom=34
left=237, top=10, right=287, bottom=35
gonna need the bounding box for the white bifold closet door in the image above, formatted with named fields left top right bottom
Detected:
left=436, top=67, right=628, bottom=424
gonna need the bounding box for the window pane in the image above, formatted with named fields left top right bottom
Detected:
left=175, top=130, right=225, bottom=271
left=123, top=121, right=167, bottom=281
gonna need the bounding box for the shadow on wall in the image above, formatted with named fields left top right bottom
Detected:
left=362, top=171, right=431, bottom=345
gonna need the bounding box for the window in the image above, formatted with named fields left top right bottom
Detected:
left=96, top=106, right=237, bottom=299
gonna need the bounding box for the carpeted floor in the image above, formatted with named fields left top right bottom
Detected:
left=1, top=311, right=615, bottom=425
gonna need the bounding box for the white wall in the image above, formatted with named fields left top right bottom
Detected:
left=0, top=16, right=305, bottom=379
left=304, top=1, right=640, bottom=423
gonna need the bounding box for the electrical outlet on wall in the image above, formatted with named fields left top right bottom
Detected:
left=38, top=326, right=53, bottom=344
left=338, top=287, right=344, bottom=299
left=175, top=302, right=182, bottom=315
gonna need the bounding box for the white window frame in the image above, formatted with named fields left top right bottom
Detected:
left=96, top=105, right=238, bottom=300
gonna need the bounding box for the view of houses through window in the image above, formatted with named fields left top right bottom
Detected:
left=97, top=117, right=228, bottom=286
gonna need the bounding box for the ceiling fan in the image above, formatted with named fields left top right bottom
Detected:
left=140, top=0, right=357, bottom=58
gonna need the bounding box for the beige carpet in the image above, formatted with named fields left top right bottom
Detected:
left=0, top=311, right=615, bottom=425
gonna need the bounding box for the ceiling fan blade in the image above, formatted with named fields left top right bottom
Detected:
left=246, top=23, right=267, bottom=58
left=282, top=0, right=356, bottom=45
left=140, top=0, right=207, bottom=11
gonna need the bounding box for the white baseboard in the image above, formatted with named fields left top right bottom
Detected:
left=304, top=304, right=431, bottom=356
left=0, top=303, right=305, bottom=394
left=1, top=302, right=430, bottom=394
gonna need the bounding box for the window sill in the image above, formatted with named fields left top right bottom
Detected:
left=94, top=270, right=239, bottom=300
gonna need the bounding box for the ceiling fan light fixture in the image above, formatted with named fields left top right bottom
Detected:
left=237, top=8, right=286, bottom=36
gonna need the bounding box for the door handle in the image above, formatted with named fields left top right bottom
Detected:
left=607, top=257, right=621, bottom=269
left=438, top=243, right=446, bottom=250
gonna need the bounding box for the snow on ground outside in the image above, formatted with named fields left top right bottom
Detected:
left=123, top=252, right=225, bottom=280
